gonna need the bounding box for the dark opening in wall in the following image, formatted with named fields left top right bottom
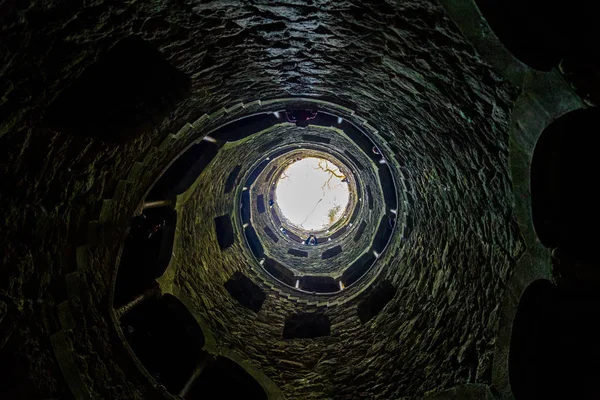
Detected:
left=212, top=113, right=278, bottom=142
left=473, top=0, right=560, bottom=70
left=329, top=226, right=347, bottom=240
left=288, top=248, right=308, bottom=258
left=286, top=230, right=303, bottom=243
left=366, top=186, right=374, bottom=210
left=256, top=194, right=266, bottom=213
left=224, top=272, right=266, bottom=313
left=342, top=252, right=376, bottom=287
left=510, top=279, right=600, bottom=399
left=341, top=121, right=378, bottom=162
left=224, top=165, right=242, bottom=194
left=121, top=294, right=204, bottom=394
left=373, top=215, right=393, bottom=253
left=114, top=207, right=177, bottom=307
left=300, top=276, right=338, bottom=293
left=188, top=357, right=267, bottom=400
left=357, top=281, right=396, bottom=323
left=214, top=215, right=235, bottom=250
left=378, top=166, right=397, bottom=210
left=531, top=108, right=600, bottom=260
left=263, top=226, right=279, bottom=243
left=309, top=111, right=339, bottom=127
left=265, top=165, right=278, bottom=183
left=246, top=159, right=269, bottom=186
left=344, top=150, right=364, bottom=170
left=257, top=139, right=279, bottom=154
left=301, top=134, right=331, bottom=144
left=244, top=225, right=264, bottom=258
left=349, top=179, right=361, bottom=225
left=321, top=245, right=342, bottom=260
left=270, top=207, right=281, bottom=226
left=264, top=257, right=296, bottom=287
left=354, top=221, right=367, bottom=242
left=241, top=191, right=251, bottom=225
left=283, top=313, right=331, bottom=339
left=147, top=141, right=219, bottom=200
left=46, top=36, right=190, bottom=141
left=509, top=280, right=558, bottom=399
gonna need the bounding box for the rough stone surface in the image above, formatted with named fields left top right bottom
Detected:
left=0, top=1, right=523, bottom=399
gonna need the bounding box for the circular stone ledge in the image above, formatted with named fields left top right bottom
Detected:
left=229, top=117, right=401, bottom=300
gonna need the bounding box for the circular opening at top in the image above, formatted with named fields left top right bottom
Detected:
left=275, top=157, right=350, bottom=232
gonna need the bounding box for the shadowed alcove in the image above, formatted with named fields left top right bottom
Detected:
left=531, top=108, right=600, bottom=261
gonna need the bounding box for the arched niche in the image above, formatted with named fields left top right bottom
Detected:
left=120, top=294, right=205, bottom=394
left=187, top=356, right=268, bottom=400
left=473, top=0, right=600, bottom=73
left=473, top=0, right=561, bottom=71
left=509, top=279, right=558, bottom=399
left=114, top=206, right=177, bottom=307
left=509, top=279, right=600, bottom=399
left=530, top=108, right=600, bottom=261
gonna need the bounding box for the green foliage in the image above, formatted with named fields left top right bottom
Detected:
left=327, top=205, right=341, bottom=224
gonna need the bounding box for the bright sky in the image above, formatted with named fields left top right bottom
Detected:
left=275, top=157, right=350, bottom=231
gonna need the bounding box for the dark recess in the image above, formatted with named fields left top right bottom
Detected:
left=288, top=248, right=308, bottom=258
left=378, top=165, right=398, bottom=210
left=241, top=190, right=251, bottom=225
left=349, top=199, right=360, bottom=224
left=214, top=214, right=235, bottom=250
left=46, top=35, right=190, bottom=141
left=301, top=134, right=331, bottom=144
left=224, top=271, right=266, bottom=313
left=475, top=0, right=600, bottom=74
left=246, top=159, right=269, bottom=186
left=265, top=165, right=278, bottom=183
left=354, top=221, right=367, bottom=242
left=329, top=226, right=347, bottom=240
left=270, top=207, right=282, bottom=226
left=245, top=225, right=264, bottom=258
left=509, top=279, right=600, bottom=399
left=344, top=149, right=364, bottom=170
left=147, top=141, right=219, bottom=200
left=269, top=147, right=290, bottom=160
left=283, top=313, right=331, bottom=339
left=257, top=139, right=280, bottom=154
left=340, top=121, right=379, bottom=163
left=188, top=357, right=268, bottom=400
left=256, top=194, right=266, bottom=213
left=120, top=294, right=205, bottom=394
left=308, top=111, right=339, bottom=128
left=357, top=281, right=397, bottom=323
left=474, top=0, right=561, bottom=70
left=531, top=108, right=600, bottom=261
left=342, top=252, right=376, bottom=287
left=286, top=230, right=303, bottom=243
left=264, top=257, right=296, bottom=287
left=114, top=207, right=177, bottom=307
left=300, top=276, right=339, bottom=293
left=373, top=215, right=393, bottom=253
left=224, top=165, right=242, bottom=193
left=366, top=186, right=374, bottom=210
left=263, top=226, right=279, bottom=243
left=322, top=245, right=342, bottom=260
left=211, top=113, right=278, bottom=142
